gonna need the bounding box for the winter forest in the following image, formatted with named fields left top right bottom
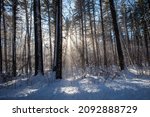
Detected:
left=0, top=0, right=150, bottom=99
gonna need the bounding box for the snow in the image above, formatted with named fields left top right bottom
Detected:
left=0, top=68, right=150, bottom=100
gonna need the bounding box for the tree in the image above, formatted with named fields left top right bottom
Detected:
left=0, top=0, right=2, bottom=74
left=12, top=0, right=17, bottom=77
left=54, top=0, right=63, bottom=79
left=24, top=0, right=32, bottom=74
left=87, top=0, right=97, bottom=66
left=74, top=0, right=86, bottom=69
left=34, top=0, right=44, bottom=75
left=45, top=0, right=53, bottom=69
left=2, top=0, right=8, bottom=73
left=109, top=0, right=125, bottom=70
left=99, top=0, right=107, bottom=67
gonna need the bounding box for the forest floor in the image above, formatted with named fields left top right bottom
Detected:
left=0, top=67, right=150, bottom=100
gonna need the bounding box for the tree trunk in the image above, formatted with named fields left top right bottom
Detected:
left=79, top=0, right=85, bottom=69
left=109, top=0, right=125, bottom=70
left=46, top=0, right=53, bottom=70
left=34, top=0, right=44, bottom=75
left=24, top=0, right=32, bottom=74
left=55, top=0, right=63, bottom=79
left=123, top=4, right=131, bottom=65
left=100, top=0, right=107, bottom=67
left=29, top=0, right=33, bottom=73
left=143, top=22, right=149, bottom=66
left=2, top=0, right=8, bottom=73
left=92, top=0, right=100, bottom=66
left=87, top=1, right=97, bottom=66
left=83, top=1, right=89, bottom=66
left=0, top=0, right=2, bottom=74
left=12, top=0, right=17, bottom=76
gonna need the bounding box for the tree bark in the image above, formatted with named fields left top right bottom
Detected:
left=83, top=1, right=89, bottom=66
left=46, top=0, right=53, bottom=70
left=24, top=0, right=32, bottom=74
left=0, top=0, right=2, bottom=74
left=79, top=0, right=85, bottom=69
left=143, top=21, right=149, bottom=66
left=100, top=0, right=107, bottom=67
left=87, top=1, right=97, bottom=66
left=92, top=0, right=100, bottom=66
left=34, top=0, right=44, bottom=75
left=109, top=0, right=125, bottom=70
left=2, top=0, right=8, bottom=73
left=12, top=0, right=17, bottom=76
left=55, top=0, right=63, bottom=79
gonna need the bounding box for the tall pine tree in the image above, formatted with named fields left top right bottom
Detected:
left=12, top=0, right=17, bottom=76
left=0, top=0, right=2, bottom=74
left=54, top=0, right=63, bottom=79
left=109, top=0, right=125, bottom=70
left=34, top=0, right=44, bottom=75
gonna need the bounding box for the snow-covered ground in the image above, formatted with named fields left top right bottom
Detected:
left=0, top=68, right=150, bottom=100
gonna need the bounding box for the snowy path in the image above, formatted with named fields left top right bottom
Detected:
left=0, top=70, right=150, bottom=100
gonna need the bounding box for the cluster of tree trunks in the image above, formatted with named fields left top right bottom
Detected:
left=0, top=0, right=149, bottom=80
